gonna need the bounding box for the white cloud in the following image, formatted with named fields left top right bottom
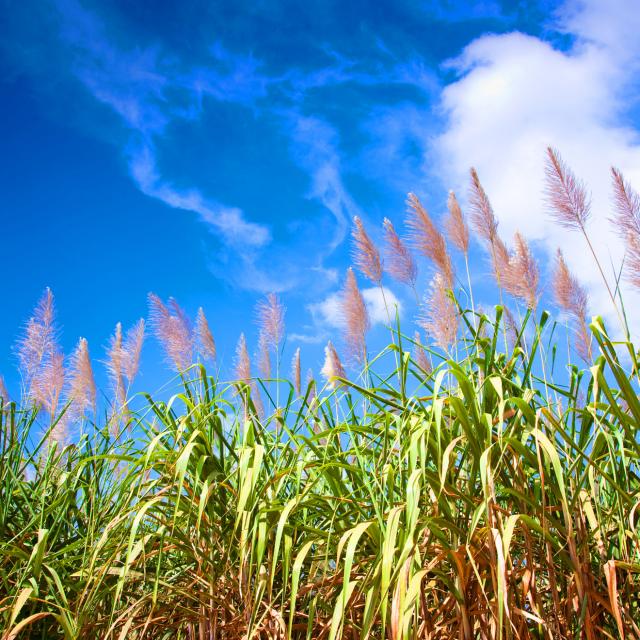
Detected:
left=309, top=291, right=344, bottom=329
left=362, top=287, right=401, bottom=325
left=434, top=0, right=640, bottom=334
left=309, top=286, right=401, bottom=330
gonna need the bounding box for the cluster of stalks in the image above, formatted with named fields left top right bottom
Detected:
left=1, top=149, right=640, bottom=639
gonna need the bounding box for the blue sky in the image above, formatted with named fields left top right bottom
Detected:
left=1, top=0, right=640, bottom=396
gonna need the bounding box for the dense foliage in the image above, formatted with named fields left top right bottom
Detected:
left=1, top=308, right=639, bottom=639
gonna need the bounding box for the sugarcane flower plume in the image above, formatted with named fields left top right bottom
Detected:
left=419, top=273, right=458, bottom=351
left=256, top=293, right=286, bottom=350
left=257, top=333, right=271, bottom=378
left=292, top=347, right=301, bottom=395
left=469, top=168, right=498, bottom=243
left=545, top=146, right=591, bottom=230
left=342, top=267, right=370, bottom=362
left=503, top=232, right=540, bottom=309
left=148, top=293, right=193, bottom=371
left=445, top=190, right=470, bottom=254
left=406, top=192, right=454, bottom=288
left=235, top=333, right=251, bottom=382
left=321, top=341, right=346, bottom=389
left=383, top=217, right=417, bottom=286
left=195, top=308, right=216, bottom=362
left=16, top=287, right=58, bottom=384
left=68, top=337, right=96, bottom=415
left=352, top=216, right=383, bottom=284
left=553, top=249, right=592, bottom=361
left=611, top=167, right=640, bottom=288
left=412, top=331, right=432, bottom=373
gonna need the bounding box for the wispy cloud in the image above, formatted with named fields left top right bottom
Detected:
left=129, top=145, right=270, bottom=248
left=284, top=112, right=361, bottom=252
left=42, top=0, right=287, bottom=291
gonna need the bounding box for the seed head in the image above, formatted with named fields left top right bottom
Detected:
left=68, top=337, right=96, bottom=415
left=611, top=167, right=640, bottom=288
left=292, top=347, right=301, bottom=395
left=406, top=193, right=454, bottom=288
left=469, top=168, right=498, bottom=243
left=383, top=217, right=417, bottom=286
left=545, top=147, right=591, bottom=230
left=553, top=249, right=592, bottom=361
left=256, top=293, right=286, bottom=350
left=419, top=273, right=458, bottom=351
left=235, top=333, right=251, bottom=382
left=257, top=333, right=271, bottom=378
left=445, top=190, right=469, bottom=254
left=16, top=288, right=58, bottom=384
left=195, top=308, right=216, bottom=362
left=148, top=293, right=193, bottom=371
left=123, top=320, right=145, bottom=384
left=352, top=216, right=383, bottom=284
left=412, top=331, right=432, bottom=373
left=321, top=341, right=346, bottom=388
left=503, top=233, right=540, bottom=309
left=32, top=349, right=65, bottom=418
left=342, top=268, right=370, bottom=362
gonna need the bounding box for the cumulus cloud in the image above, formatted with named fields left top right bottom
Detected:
left=363, top=287, right=402, bottom=324
left=434, top=0, right=640, bottom=333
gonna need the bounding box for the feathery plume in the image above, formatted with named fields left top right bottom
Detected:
left=107, top=322, right=126, bottom=408
left=574, top=316, right=593, bottom=363
left=469, top=168, right=498, bottom=242
left=553, top=249, right=592, bottom=361
left=235, top=333, right=251, bottom=382
left=0, top=375, right=9, bottom=404
left=545, top=147, right=591, bottom=230
left=445, top=190, right=469, bottom=254
left=611, top=167, right=640, bottom=236
left=503, top=233, right=540, bottom=308
left=256, top=293, right=286, bottom=349
left=342, top=268, right=370, bottom=362
left=68, top=338, right=96, bottom=415
left=490, top=235, right=512, bottom=285
left=195, top=308, right=216, bottom=362
left=382, top=218, right=417, bottom=286
left=49, top=416, right=69, bottom=451
left=624, top=234, right=640, bottom=290
left=611, top=167, right=640, bottom=288
left=292, top=348, right=301, bottom=395
left=554, top=250, right=588, bottom=318
left=257, top=334, right=271, bottom=378
left=406, top=193, right=454, bottom=287
left=352, top=216, right=383, bottom=284
left=503, top=306, right=520, bottom=351
left=148, top=293, right=193, bottom=371
left=305, top=369, right=316, bottom=403
left=419, top=273, right=458, bottom=351
left=32, top=349, right=65, bottom=418
left=235, top=333, right=262, bottom=419
left=16, top=288, right=58, bottom=383
left=123, top=320, right=145, bottom=384
left=321, top=341, right=346, bottom=389
left=468, top=170, right=516, bottom=290
left=412, top=331, right=432, bottom=373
